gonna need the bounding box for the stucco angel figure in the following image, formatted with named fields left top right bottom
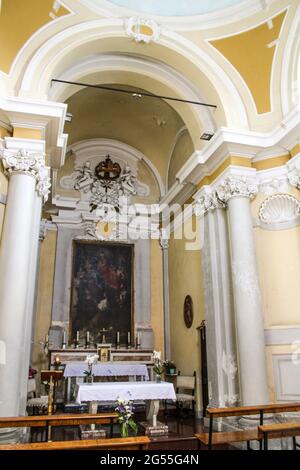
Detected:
left=74, top=161, right=94, bottom=192
left=119, top=165, right=137, bottom=195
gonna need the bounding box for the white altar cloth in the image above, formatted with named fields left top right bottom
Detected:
left=64, top=363, right=149, bottom=380
left=75, top=381, right=176, bottom=404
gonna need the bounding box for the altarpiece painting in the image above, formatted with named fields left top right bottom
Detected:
left=70, top=241, right=133, bottom=344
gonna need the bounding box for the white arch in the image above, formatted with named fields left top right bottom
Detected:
left=48, top=53, right=215, bottom=146
left=17, top=19, right=248, bottom=129
left=67, top=138, right=165, bottom=197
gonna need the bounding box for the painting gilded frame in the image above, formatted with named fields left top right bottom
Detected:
left=69, top=240, right=134, bottom=345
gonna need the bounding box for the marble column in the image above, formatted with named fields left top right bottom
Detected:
left=159, top=229, right=171, bottom=359
left=0, top=144, right=50, bottom=426
left=216, top=176, right=269, bottom=405
left=194, top=189, right=239, bottom=408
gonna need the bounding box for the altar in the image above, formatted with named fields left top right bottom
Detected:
left=75, top=381, right=176, bottom=431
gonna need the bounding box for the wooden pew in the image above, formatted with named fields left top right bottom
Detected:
left=258, top=422, right=300, bottom=450
left=0, top=436, right=150, bottom=450
left=195, top=402, right=300, bottom=450
left=0, top=413, right=118, bottom=441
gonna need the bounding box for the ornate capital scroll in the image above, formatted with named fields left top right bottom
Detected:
left=0, top=148, right=51, bottom=202
left=288, top=168, right=300, bottom=190
left=216, top=176, right=258, bottom=204
left=194, top=191, right=225, bottom=217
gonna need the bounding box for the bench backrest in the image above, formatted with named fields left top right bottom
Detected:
left=0, top=413, right=118, bottom=429
left=0, top=436, right=150, bottom=450
left=206, top=402, right=300, bottom=418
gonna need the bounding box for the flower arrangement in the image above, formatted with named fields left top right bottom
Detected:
left=152, top=350, right=164, bottom=380
left=115, top=398, right=138, bottom=437
left=84, top=354, right=98, bottom=382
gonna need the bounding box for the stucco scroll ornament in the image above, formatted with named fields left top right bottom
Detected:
left=194, top=191, right=225, bottom=217
left=216, top=176, right=258, bottom=204
left=125, top=17, right=161, bottom=44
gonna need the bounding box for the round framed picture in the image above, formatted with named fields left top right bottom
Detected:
left=184, top=295, right=193, bottom=328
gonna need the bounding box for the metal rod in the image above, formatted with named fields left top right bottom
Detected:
left=51, top=78, right=217, bottom=109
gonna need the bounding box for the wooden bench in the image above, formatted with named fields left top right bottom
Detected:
left=0, top=413, right=118, bottom=441
left=0, top=436, right=150, bottom=450
left=195, top=402, right=300, bottom=450
left=258, top=422, right=300, bottom=450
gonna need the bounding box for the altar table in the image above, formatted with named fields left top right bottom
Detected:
left=75, top=381, right=176, bottom=427
left=64, top=363, right=149, bottom=380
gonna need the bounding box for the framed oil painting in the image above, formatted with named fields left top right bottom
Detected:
left=70, top=240, right=134, bottom=345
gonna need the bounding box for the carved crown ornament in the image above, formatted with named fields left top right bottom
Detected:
left=0, top=147, right=51, bottom=202
left=73, top=155, right=137, bottom=213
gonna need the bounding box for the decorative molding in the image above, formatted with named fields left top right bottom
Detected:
left=258, top=194, right=300, bottom=224
left=272, top=354, right=300, bottom=402
left=265, top=327, right=300, bottom=346
left=216, top=176, right=258, bottom=203
left=125, top=17, right=160, bottom=43
left=287, top=168, right=300, bottom=189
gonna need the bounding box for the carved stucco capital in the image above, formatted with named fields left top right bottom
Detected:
left=288, top=168, right=300, bottom=190
left=0, top=148, right=51, bottom=202
left=194, top=191, right=225, bottom=217
left=216, top=176, right=258, bottom=204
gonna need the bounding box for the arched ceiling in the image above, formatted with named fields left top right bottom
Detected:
left=64, top=84, right=192, bottom=183
left=102, top=0, right=243, bottom=16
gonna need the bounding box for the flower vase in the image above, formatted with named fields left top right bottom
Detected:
left=155, top=374, right=162, bottom=383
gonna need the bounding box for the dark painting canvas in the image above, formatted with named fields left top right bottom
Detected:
left=70, top=241, right=133, bottom=344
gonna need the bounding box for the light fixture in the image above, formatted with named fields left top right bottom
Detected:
left=200, top=132, right=214, bottom=141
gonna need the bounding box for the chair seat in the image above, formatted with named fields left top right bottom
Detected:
left=176, top=393, right=195, bottom=402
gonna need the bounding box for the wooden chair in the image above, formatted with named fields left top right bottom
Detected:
left=175, top=371, right=196, bottom=416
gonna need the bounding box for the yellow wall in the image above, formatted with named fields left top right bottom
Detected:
left=32, top=230, right=57, bottom=373
left=0, top=0, right=69, bottom=73
left=210, top=10, right=286, bottom=114
left=168, top=216, right=205, bottom=412
left=150, top=239, right=164, bottom=354
left=255, top=225, right=300, bottom=328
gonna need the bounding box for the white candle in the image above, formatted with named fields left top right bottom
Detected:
left=117, top=331, right=120, bottom=343
left=45, top=334, right=49, bottom=343
left=137, top=332, right=140, bottom=344
left=127, top=332, right=130, bottom=344
left=76, top=331, right=79, bottom=341
left=63, top=331, right=66, bottom=343
left=153, top=415, right=157, bottom=427
left=87, top=331, right=89, bottom=342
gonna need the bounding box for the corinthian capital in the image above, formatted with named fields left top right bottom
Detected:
left=194, top=191, right=225, bottom=217
left=0, top=147, right=51, bottom=202
left=216, top=176, right=258, bottom=204
left=0, top=148, right=45, bottom=178
left=288, top=168, right=300, bottom=189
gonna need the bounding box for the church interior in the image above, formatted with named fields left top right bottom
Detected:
left=0, top=0, right=300, bottom=452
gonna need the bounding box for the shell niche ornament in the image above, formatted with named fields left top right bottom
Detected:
left=184, top=295, right=193, bottom=328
